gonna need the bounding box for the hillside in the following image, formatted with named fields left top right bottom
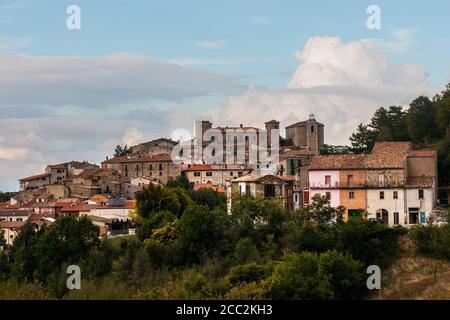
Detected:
left=374, top=235, right=450, bottom=300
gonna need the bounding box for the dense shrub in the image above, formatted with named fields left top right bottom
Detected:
left=411, top=224, right=450, bottom=260
left=228, top=263, right=269, bottom=286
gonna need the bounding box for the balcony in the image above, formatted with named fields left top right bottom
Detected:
left=309, top=181, right=405, bottom=189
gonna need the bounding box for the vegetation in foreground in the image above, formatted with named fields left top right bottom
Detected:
left=1, top=178, right=448, bottom=300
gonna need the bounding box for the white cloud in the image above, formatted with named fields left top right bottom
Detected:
left=0, top=53, right=241, bottom=114
left=0, top=35, right=30, bottom=51
left=0, top=146, right=28, bottom=160
left=378, top=28, right=415, bottom=54
left=192, top=40, right=226, bottom=50
left=249, top=16, right=271, bottom=25
left=122, top=127, right=144, bottom=146
left=207, top=37, right=434, bottom=145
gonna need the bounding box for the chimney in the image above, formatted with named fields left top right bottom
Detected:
left=106, top=156, right=109, bottom=160
left=240, top=124, right=243, bottom=128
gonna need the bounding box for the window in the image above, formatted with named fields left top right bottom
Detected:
left=349, top=191, right=354, bottom=199
left=136, top=165, right=139, bottom=171
left=194, top=172, right=200, bottom=177
left=311, top=126, right=315, bottom=133
left=159, top=172, right=162, bottom=176
left=294, top=194, right=298, bottom=202
left=57, top=169, right=62, bottom=173
left=149, top=164, right=153, bottom=170
left=125, top=165, right=128, bottom=171
left=230, top=172, right=233, bottom=176
left=149, top=171, right=153, bottom=176
left=264, top=184, right=276, bottom=198
left=379, top=191, right=384, bottom=200
left=206, top=172, right=212, bottom=177
left=394, top=212, right=399, bottom=225
left=326, top=192, right=331, bottom=200
left=238, top=171, right=243, bottom=176
left=347, top=175, right=354, bottom=186
left=393, top=191, right=398, bottom=199
left=17, top=218, right=23, bottom=221
left=418, top=189, right=424, bottom=199
left=245, top=184, right=251, bottom=195
left=378, top=174, right=385, bottom=187
left=159, top=164, right=163, bottom=170
left=325, top=175, right=331, bottom=185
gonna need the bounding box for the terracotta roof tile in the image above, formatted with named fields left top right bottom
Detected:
left=406, top=176, right=434, bottom=188
left=19, top=172, right=51, bottom=181
left=0, top=221, right=25, bottom=229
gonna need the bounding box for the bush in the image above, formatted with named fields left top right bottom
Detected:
left=228, top=263, right=268, bottom=286
left=336, top=220, right=405, bottom=267
left=284, top=222, right=336, bottom=253
left=318, top=250, right=366, bottom=300
left=268, top=252, right=333, bottom=300
left=268, top=251, right=366, bottom=300
left=411, top=224, right=450, bottom=260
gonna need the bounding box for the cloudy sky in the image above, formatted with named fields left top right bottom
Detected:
left=1, top=0, right=449, bottom=191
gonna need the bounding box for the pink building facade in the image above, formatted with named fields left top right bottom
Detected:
left=309, top=170, right=340, bottom=208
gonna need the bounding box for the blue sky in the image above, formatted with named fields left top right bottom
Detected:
left=0, top=0, right=449, bottom=191
left=2, top=0, right=449, bottom=86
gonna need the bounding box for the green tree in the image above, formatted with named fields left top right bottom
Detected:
left=349, top=123, right=376, bottom=153
left=407, top=96, right=437, bottom=143
left=177, top=205, right=231, bottom=263
left=268, top=252, right=333, bottom=300
left=318, top=250, right=365, bottom=300
left=434, top=84, right=450, bottom=136
left=166, top=175, right=191, bottom=189
left=114, top=144, right=132, bottom=157
left=188, top=188, right=226, bottom=210
left=299, top=194, right=344, bottom=225
left=320, top=144, right=352, bottom=155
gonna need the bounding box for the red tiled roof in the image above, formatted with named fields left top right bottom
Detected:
left=279, top=176, right=296, bottom=182
left=0, top=203, right=20, bottom=210
left=47, top=164, right=66, bottom=169
left=19, top=172, right=51, bottom=181
left=0, top=209, right=33, bottom=217
left=309, top=154, right=367, bottom=170
left=60, top=204, right=99, bottom=212
left=406, top=176, right=434, bottom=188
left=0, top=221, right=25, bottom=229
left=310, top=142, right=422, bottom=170
left=183, top=164, right=212, bottom=171
left=408, top=150, right=437, bottom=157
left=102, top=154, right=172, bottom=164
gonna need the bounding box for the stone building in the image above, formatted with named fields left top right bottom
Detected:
left=193, top=119, right=280, bottom=165
left=183, top=164, right=253, bottom=187
left=130, top=138, right=178, bottom=156
left=101, top=154, right=181, bottom=185
left=308, top=142, right=437, bottom=226
left=285, top=114, right=324, bottom=154
left=228, top=173, right=294, bottom=213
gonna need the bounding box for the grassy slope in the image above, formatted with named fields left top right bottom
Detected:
left=374, top=235, right=450, bottom=300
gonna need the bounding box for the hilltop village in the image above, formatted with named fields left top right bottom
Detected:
left=0, top=115, right=440, bottom=245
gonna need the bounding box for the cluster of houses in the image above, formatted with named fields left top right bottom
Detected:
left=0, top=114, right=443, bottom=246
